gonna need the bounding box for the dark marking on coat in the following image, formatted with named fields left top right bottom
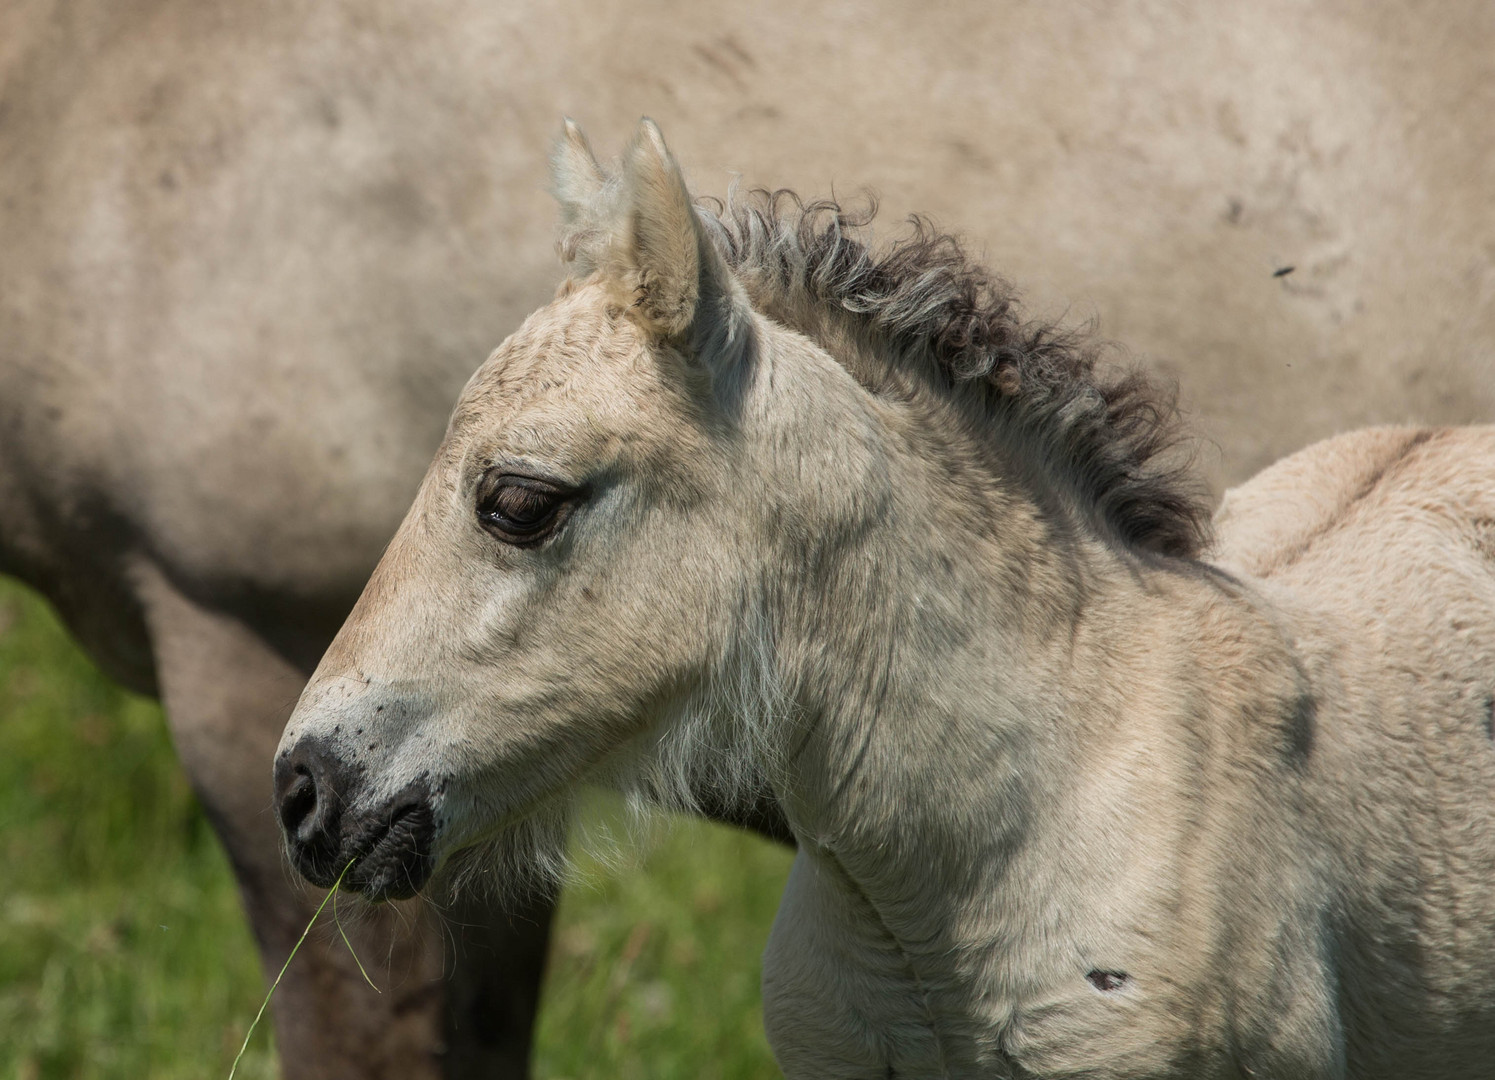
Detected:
left=1087, top=969, right=1130, bottom=992
left=1286, top=693, right=1317, bottom=762
left=1264, top=430, right=1441, bottom=575
left=1471, top=517, right=1495, bottom=562
left=717, top=34, right=757, bottom=68
left=693, top=38, right=753, bottom=90
left=1273, top=265, right=1296, bottom=278
left=1483, top=694, right=1493, bottom=741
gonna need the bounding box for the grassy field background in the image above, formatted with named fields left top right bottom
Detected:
left=0, top=576, right=793, bottom=1079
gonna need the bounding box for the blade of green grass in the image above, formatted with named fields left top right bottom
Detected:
left=333, top=886, right=381, bottom=993
left=228, top=862, right=358, bottom=1080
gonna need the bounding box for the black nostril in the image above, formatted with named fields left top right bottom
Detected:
left=274, top=738, right=357, bottom=887
left=278, top=767, right=318, bottom=835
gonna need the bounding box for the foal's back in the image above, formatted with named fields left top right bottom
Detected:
left=1213, top=427, right=1495, bottom=1077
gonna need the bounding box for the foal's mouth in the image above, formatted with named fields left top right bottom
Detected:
left=341, top=799, right=438, bottom=902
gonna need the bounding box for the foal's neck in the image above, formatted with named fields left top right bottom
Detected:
left=771, top=397, right=1203, bottom=911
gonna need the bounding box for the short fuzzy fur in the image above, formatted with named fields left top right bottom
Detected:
left=442, top=595, right=792, bottom=908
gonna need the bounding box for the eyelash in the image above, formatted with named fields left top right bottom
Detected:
left=474, top=473, right=580, bottom=546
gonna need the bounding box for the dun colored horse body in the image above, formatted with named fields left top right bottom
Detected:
left=277, top=123, right=1495, bottom=1078
left=8, top=3, right=1495, bottom=1075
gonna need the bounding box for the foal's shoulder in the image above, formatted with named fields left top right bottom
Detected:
left=1207, top=425, right=1495, bottom=577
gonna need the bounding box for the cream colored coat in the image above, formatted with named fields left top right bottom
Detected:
left=278, top=122, right=1495, bottom=1078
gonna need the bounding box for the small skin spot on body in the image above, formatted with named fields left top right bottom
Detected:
left=1483, top=695, right=1493, bottom=741
left=1087, top=970, right=1129, bottom=992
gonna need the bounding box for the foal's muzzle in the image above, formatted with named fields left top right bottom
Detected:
left=274, top=738, right=437, bottom=901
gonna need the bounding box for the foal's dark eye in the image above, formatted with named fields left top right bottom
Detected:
left=475, top=473, right=577, bottom=546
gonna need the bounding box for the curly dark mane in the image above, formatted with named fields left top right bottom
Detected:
left=698, top=190, right=1211, bottom=558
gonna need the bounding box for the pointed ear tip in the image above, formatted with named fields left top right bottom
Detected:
left=557, top=117, right=590, bottom=152
left=632, top=117, right=670, bottom=158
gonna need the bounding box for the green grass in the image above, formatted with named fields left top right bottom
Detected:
left=0, top=577, right=792, bottom=1079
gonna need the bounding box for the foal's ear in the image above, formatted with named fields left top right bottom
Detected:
left=552, top=117, right=607, bottom=205
left=550, top=118, right=614, bottom=266
left=614, top=119, right=743, bottom=348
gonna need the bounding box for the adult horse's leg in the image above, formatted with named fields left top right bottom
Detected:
left=137, top=564, right=553, bottom=1078
left=441, top=891, right=556, bottom=1075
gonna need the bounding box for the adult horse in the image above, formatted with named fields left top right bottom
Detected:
left=3, top=0, right=1493, bottom=1076
left=278, top=119, right=1495, bottom=1079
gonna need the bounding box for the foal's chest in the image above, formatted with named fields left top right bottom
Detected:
left=758, top=853, right=1179, bottom=1079
left=757, top=850, right=1341, bottom=1079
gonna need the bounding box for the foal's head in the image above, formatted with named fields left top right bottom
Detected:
left=274, top=120, right=1204, bottom=900
left=275, top=121, right=854, bottom=898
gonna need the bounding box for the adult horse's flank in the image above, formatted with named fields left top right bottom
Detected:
left=276, top=122, right=1495, bottom=1078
